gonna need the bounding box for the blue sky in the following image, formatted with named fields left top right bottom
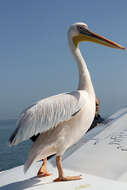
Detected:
left=1, top=0, right=127, bottom=119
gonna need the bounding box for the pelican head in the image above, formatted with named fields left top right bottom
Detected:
left=68, top=22, right=125, bottom=50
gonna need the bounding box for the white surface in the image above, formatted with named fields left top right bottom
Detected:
left=1, top=163, right=127, bottom=190
left=1, top=107, right=127, bottom=189
left=63, top=107, right=127, bottom=181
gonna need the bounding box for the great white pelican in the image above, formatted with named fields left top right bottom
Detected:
left=9, top=22, right=125, bottom=182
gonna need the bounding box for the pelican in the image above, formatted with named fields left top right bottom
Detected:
left=9, top=22, right=125, bottom=182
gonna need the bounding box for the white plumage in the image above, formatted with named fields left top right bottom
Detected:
left=10, top=91, right=87, bottom=145
left=24, top=90, right=95, bottom=172
left=9, top=22, right=125, bottom=181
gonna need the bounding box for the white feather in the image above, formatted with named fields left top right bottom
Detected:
left=9, top=90, right=86, bottom=145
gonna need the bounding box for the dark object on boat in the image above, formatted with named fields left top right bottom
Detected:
left=88, top=114, right=104, bottom=132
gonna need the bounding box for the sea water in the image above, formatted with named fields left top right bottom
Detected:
left=0, top=120, right=32, bottom=171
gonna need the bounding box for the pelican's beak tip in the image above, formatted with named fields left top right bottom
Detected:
left=121, top=46, right=126, bottom=50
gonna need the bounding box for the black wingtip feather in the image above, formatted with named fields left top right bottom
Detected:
left=8, top=127, right=19, bottom=146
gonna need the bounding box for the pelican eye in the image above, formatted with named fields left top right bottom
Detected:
left=78, top=26, right=88, bottom=33
left=78, top=26, right=83, bottom=31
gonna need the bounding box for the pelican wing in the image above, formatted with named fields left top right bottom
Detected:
left=9, top=91, right=87, bottom=145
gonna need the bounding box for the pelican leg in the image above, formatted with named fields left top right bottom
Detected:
left=37, top=158, right=51, bottom=177
left=54, top=156, right=81, bottom=182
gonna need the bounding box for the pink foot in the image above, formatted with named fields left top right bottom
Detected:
left=37, top=169, right=51, bottom=178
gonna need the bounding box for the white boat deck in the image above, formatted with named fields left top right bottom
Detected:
left=1, top=107, right=127, bottom=189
